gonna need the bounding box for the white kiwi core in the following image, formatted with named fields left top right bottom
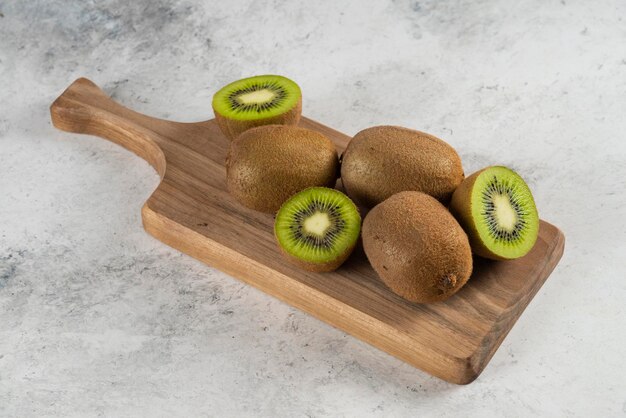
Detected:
left=238, top=89, right=275, bottom=104
left=492, top=194, right=518, bottom=232
left=303, top=212, right=331, bottom=236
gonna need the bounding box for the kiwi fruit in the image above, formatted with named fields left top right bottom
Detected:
left=274, top=187, right=361, bottom=272
left=362, top=191, right=472, bottom=303
left=226, top=125, right=339, bottom=213
left=212, top=75, right=302, bottom=140
left=340, top=126, right=464, bottom=207
left=450, top=166, right=539, bottom=260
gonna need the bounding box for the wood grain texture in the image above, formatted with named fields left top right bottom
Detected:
left=50, top=78, right=565, bottom=384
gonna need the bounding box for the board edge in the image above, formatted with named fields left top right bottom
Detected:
left=140, top=200, right=487, bottom=384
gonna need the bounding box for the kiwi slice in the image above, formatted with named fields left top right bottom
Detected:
left=212, top=75, right=302, bottom=140
left=450, top=166, right=539, bottom=260
left=274, top=187, right=361, bottom=272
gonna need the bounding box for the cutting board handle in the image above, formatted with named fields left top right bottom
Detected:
left=50, top=78, right=166, bottom=177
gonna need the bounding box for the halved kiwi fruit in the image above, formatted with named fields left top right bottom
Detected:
left=212, top=75, right=302, bottom=140
left=450, top=166, right=539, bottom=260
left=274, top=187, right=361, bottom=272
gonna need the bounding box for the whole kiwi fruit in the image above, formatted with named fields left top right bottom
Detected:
left=212, top=75, right=302, bottom=140
left=340, top=126, right=464, bottom=207
left=362, top=191, right=473, bottom=303
left=226, top=125, right=339, bottom=213
left=450, top=166, right=539, bottom=260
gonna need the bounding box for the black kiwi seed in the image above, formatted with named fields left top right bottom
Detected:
left=289, top=201, right=346, bottom=249
left=480, top=176, right=528, bottom=243
left=227, top=81, right=288, bottom=114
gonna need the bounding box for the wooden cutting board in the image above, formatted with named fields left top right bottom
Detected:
left=50, top=78, right=565, bottom=384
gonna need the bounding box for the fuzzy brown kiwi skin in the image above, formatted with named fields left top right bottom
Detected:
left=362, top=191, right=473, bottom=303
left=449, top=168, right=511, bottom=261
left=341, top=126, right=464, bottom=208
left=225, top=125, right=339, bottom=213
left=214, top=97, right=302, bottom=141
left=275, top=239, right=356, bottom=273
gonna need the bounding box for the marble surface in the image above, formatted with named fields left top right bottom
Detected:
left=1, top=0, right=625, bottom=416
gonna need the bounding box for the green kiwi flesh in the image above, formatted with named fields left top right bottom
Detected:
left=274, top=187, right=361, bottom=272
left=212, top=75, right=302, bottom=140
left=450, top=166, right=539, bottom=260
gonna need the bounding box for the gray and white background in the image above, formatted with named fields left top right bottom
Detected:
left=1, top=0, right=625, bottom=416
